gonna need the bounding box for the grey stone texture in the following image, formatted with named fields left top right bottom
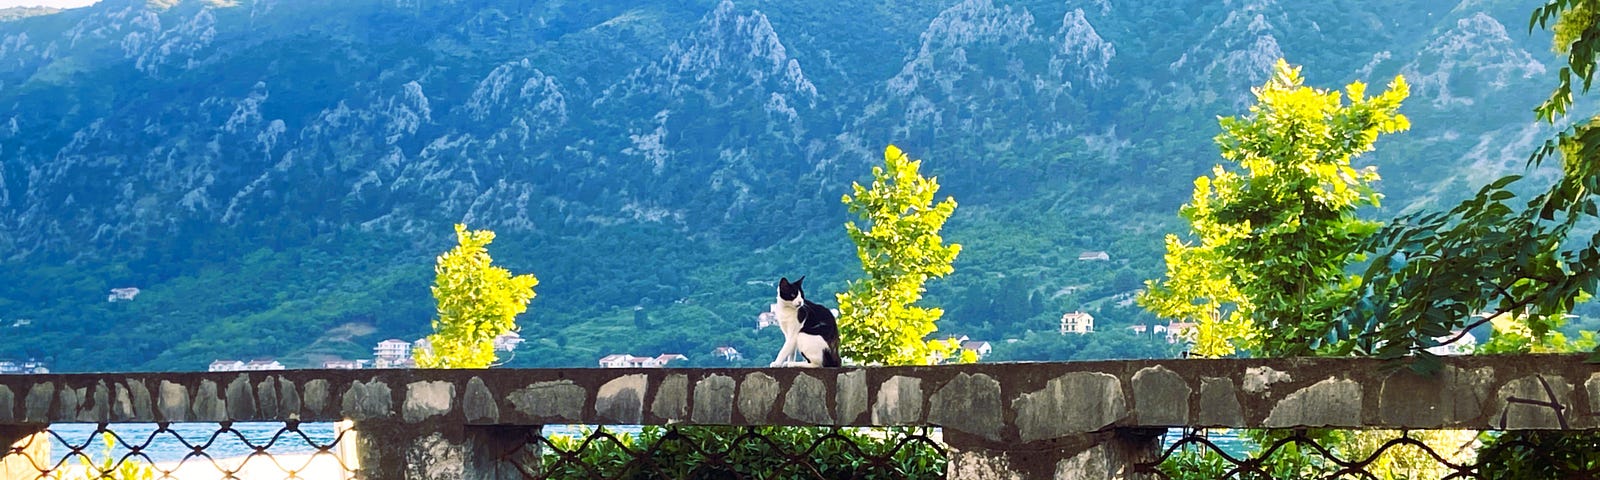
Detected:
left=872, top=376, right=923, bottom=425
left=23, top=382, right=51, bottom=423
left=835, top=370, right=867, bottom=425
left=463, top=376, right=499, bottom=424
left=341, top=380, right=394, bottom=421
left=1132, top=366, right=1190, bottom=426
left=303, top=379, right=330, bottom=415
left=1494, top=374, right=1574, bottom=429
left=651, top=374, right=688, bottom=421
left=128, top=380, right=152, bottom=421
left=692, top=374, right=736, bottom=424
left=403, top=381, right=455, bottom=423
left=596, top=374, right=647, bottom=424
left=226, top=374, right=255, bottom=420
left=1264, top=378, right=1362, bottom=428
left=193, top=380, right=227, bottom=421
left=928, top=372, right=1003, bottom=441
left=1196, top=377, right=1243, bottom=427
left=509, top=380, right=585, bottom=422
left=737, top=373, right=779, bottom=423
left=782, top=373, right=832, bottom=425
left=1379, top=366, right=1492, bottom=428
left=157, top=380, right=187, bottom=422
left=1013, top=372, right=1127, bottom=442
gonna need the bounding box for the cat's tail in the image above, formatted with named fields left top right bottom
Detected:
left=822, top=347, right=842, bottom=368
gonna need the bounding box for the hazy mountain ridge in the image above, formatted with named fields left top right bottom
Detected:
left=0, top=0, right=1571, bottom=370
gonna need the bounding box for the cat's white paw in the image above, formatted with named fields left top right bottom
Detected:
left=784, top=361, right=819, bottom=368
left=769, top=360, right=786, bottom=368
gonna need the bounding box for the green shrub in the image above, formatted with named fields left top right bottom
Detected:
left=540, top=426, right=944, bottom=479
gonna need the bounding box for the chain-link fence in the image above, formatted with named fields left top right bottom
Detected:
left=1, top=421, right=355, bottom=479
left=1141, top=428, right=1600, bottom=479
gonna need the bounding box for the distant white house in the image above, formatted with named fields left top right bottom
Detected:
left=1060, top=312, right=1095, bottom=334
left=107, top=287, right=141, bottom=302
left=493, top=332, right=525, bottom=352
left=756, top=311, right=778, bottom=330
left=960, top=340, right=993, bottom=359
left=1078, top=251, right=1110, bottom=261
left=0, top=360, right=47, bottom=374
left=322, top=359, right=368, bottom=369
left=375, top=339, right=411, bottom=359
left=712, top=346, right=742, bottom=361
left=598, top=353, right=688, bottom=368
left=209, top=360, right=246, bottom=372
left=244, top=359, right=285, bottom=371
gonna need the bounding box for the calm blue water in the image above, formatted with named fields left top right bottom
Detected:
left=45, top=423, right=341, bottom=465
left=42, top=424, right=1249, bottom=465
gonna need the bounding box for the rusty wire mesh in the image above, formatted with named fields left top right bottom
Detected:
left=1141, top=428, right=1600, bottom=479
left=0, top=421, right=355, bottom=480
left=519, top=425, right=946, bottom=480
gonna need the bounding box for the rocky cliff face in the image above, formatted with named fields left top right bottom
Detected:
left=0, top=0, right=1572, bottom=370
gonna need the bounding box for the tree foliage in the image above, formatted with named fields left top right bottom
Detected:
left=416, top=224, right=538, bottom=369
left=1331, top=0, right=1600, bottom=372
left=836, top=145, right=964, bottom=365
left=1139, top=59, right=1410, bottom=357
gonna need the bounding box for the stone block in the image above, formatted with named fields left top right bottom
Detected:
left=929, top=372, right=1002, bottom=441
left=510, top=380, right=585, bottom=422
left=256, top=378, right=280, bottom=419
left=835, top=370, right=867, bottom=425
left=24, top=382, right=51, bottom=423
left=128, top=379, right=152, bottom=421
left=83, top=382, right=109, bottom=423
left=1242, top=366, right=1291, bottom=394
left=652, top=374, right=688, bottom=421
left=194, top=380, right=227, bottom=422
left=1013, top=372, right=1126, bottom=442
left=782, top=373, right=832, bottom=425
left=595, top=374, right=646, bottom=424
left=737, top=373, right=779, bottom=423
left=1493, top=374, right=1574, bottom=429
left=277, top=378, right=300, bottom=420
left=0, top=385, right=13, bottom=423
left=113, top=383, right=134, bottom=421
left=1264, top=378, right=1361, bottom=428
left=304, top=379, right=330, bottom=415
left=1379, top=366, right=1493, bottom=428
left=1196, top=377, right=1242, bottom=427
left=692, top=374, right=735, bottom=424
left=872, top=376, right=923, bottom=425
left=464, top=377, right=499, bottom=424
left=403, top=381, right=455, bottom=423
left=341, top=380, right=394, bottom=420
left=158, top=380, right=188, bottom=422
left=1132, top=366, right=1190, bottom=426
left=55, top=386, right=78, bottom=423
left=226, top=374, right=255, bottom=420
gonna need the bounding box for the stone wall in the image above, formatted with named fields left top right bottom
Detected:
left=2, top=355, right=1594, bottom=433
left=1, top=354, right=1596, bottom=479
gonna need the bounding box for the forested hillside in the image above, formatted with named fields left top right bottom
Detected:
left=0, top=0, right=1567, bottom=371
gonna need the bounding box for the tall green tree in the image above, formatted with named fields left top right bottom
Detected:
left=836, top=145, right=964, bottom=365
left=416, top=224, right=538, bottom=369
left=1337, top=0, right=1600, bottom=370
left=1139, top=59, right=1410, bottom=357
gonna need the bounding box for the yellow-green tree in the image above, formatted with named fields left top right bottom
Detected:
left=416, top=224, right=538, bottom=368
left=836, top=145, right=965, bottom=365
left=1139, top=59, right=1409, bottom=357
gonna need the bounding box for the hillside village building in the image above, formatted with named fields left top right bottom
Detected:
left=1060, top=311, right=1095, bottom=334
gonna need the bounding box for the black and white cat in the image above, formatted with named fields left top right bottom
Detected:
left=769, top=276, right=842, bottom=368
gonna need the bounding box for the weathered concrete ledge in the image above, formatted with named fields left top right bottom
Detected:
left=0, top=355, right=1596, bottom=444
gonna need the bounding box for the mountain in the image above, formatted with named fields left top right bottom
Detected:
left=0, top=0, right=1567, bottom=371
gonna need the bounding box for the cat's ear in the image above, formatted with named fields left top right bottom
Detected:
left=779, top=277, right=791, bottom=287
left=795, top=276, right=805, bottom=288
